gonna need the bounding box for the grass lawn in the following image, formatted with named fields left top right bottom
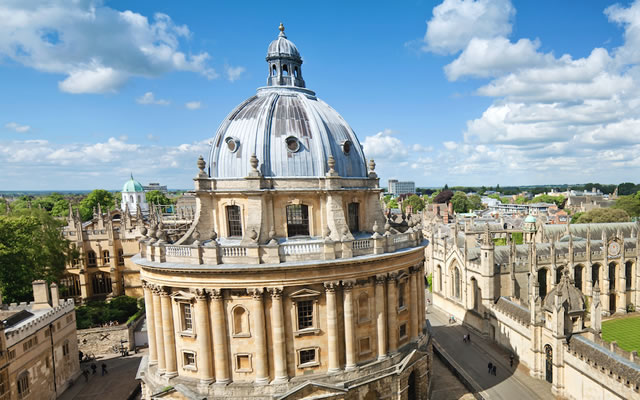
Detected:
left=601, top=315, right=640, bottom=353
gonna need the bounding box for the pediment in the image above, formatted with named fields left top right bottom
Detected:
left=289, top=288, right=322, bottom=299
left=277, top=381, right=347, bottom=400
left=171, top=290, right=195, bottom=302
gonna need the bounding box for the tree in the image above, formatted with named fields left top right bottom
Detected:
left=451, top=191, right=469, bottom=213
left=387, top=198, right=399, bottom=209
left=404, top=194, right=425, bottom=212
left=617, top=182, right=639, bottom=196
left=468, top=194, right=483, bottom=210
left=574, top=208, right=630, bottom=223
left=0, top=209, right=75, bottom=303
left=433, top=190, right=453, bottom=204
left=613, top=194, right=640, bottom=217
left=145, top=190, right=172, bottom=205
left=79, top=189, right=115, bottom=221
left=531, top=194, right=565, bottom=207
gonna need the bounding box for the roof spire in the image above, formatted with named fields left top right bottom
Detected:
left=278, top=22, right=285, bottom=37
left=130, top=172, right=134, bottom=180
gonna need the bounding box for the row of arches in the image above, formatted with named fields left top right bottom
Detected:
left=536, top=261, right=634, bottom=299
left=270, top=63, right=300, bottom=78
left=85, top=249, right=124, bottom=267
left=59, top=272, right=113, bottom=298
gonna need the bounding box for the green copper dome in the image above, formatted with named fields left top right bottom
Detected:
left=524, top=214, right=537, bottom=223
left=122, top=174, right=144, bottom=193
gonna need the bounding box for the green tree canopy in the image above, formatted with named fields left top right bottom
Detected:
left=451, top=191, right=470, bottom=213
left=0, top=209, right=75, bottom=303
left=404, top=194, right=425, bottom=212
left=574, top=208, right=630, bottom=223
left=79, top=189, right=115, bottom=221
left=612, top=194, right=640, bottom=217
left=531, top=194, right=565, bottom=207
left=145, top=190, right=172, bottom=205
left=468, top=194, right=483, bottom=210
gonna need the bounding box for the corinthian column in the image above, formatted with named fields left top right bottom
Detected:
left=375, top=276, right=387, bottom=359
left=409, top=267, right=419, bottom=339
left=325, top=282, right=340, bottom=373
left=160, top=287, right=177, bottom=377
left=152, top=286, right=166, bottom=373
left=210, top=289, right=230, bottom=384
left=343, top=281, right=356, bottom=370
left=194, top=289, right=213, bottom=384
left=251, top=289, right=269, bottom=384
left=142, top=282, right=157, bottom=365
left=386, top=274, right=398, bottom=354
left=270, top=288, right=288, bottom=383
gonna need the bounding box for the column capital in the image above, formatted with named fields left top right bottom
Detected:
left=210, top=288, right=223, bottom=300
left=192, top=288, right=208, bottom=300
left=141, top=280, right=149, bottom=289
left=324, top=281, right=339, bottom=292
left=342, top=280, right=355, bottom=291
left=269, top=287, right=284, bottom=299
left=158, top=286, right=172, bottom=297
left=375, top=275, right=387, bottom=285
left=387, top=272, right=398, bottom=283
left=250, top=288, right=264, bottom=300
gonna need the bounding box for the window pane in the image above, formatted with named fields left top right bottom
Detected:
left=348, top=203, right=359, bottom=232
left=226, top=206, right=242, bottom=237
left=300, top=349, right=315, bottom=364
left=183, top=304, right=192, bottom=331
left=297, top=300, right=313, bottom=329
left=287, top=205, right=309, bottom=237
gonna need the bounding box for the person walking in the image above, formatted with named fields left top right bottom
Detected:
left=488, top=362, right=493, bottom=374
left=510, top=353, right=515, bottom=367
left=82, top=369, right=89, bottom=382
left=492, top=365, right=497, bottom=376
left=91, top=363, right=97, bottom=375
left=101, top=363, right=108, bottom=376
left=467, top=333, right=471, bottom=343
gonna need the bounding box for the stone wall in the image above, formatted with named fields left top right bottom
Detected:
left=77, top=316, right=145, bottom=355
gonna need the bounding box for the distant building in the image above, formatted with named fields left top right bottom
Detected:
left=122, top=175, right=149, bottom=215
left=143, top=183, right=167, bottom=193
left=388, top=179, right=416, bottom=195
left=0, top=281, right=80, bottom=399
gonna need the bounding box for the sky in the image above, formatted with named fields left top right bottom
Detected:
left=1, top=0, right=639, bottom=190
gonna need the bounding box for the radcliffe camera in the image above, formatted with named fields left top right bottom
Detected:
left=0, top=2, right=639, bottom=400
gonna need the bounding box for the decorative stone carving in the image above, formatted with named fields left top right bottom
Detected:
left=249, top=228, right=258, bottom=242
left=268, top=227, right=277, bottom=245
left=210, top=288, right=223, bottom=300
left=269, top=287, right=283, bottom=299
left=250, top=288, right=263, bottom=299
left=250, top=153, right=259, bottom=171
left=192, top=230, right=201, bottom=245
left=197, top=155, right=206, bottom=175
left=193, top=288, right=208, bottom=300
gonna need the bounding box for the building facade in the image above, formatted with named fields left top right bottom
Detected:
left=135, top=25, right=432, bottom=400
left=388, top=180, right=416, bottom=196
left=0, top=281, right=80, bottom=400
left=424, top=220, right=640, bottom=399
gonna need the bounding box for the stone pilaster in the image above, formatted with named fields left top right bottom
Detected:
left=386, top=274, right=398, bottom=353
left=342, top=281, right=356, bottom=370
left=324, top=282, right=340, bottom=373
left=251, top=288, right=269, bottom=384
left=142, top=282, right=157, bottom=365
left=410, top=267, right=419, bottom=339
left=160, top=287, right=177, bottom=377
left=194, top=289, right=214, bottom=384
left=270, top=288, right=288, bottom=383
left=375, top=275, right=387, bottom=359
left=152, top=286, right=166, bottom=373
left=210, top=289, right=230, bottom=384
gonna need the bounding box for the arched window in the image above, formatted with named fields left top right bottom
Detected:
left=592, top=264, right=600, bottom=288
left=574, top=265, right=583, bottom=291
left=286, top=204, right=309, bottom=237
left=17, top=371, right=29, bottom=398
left=358, top=292, right=369, bottom=322
left=87, top=251, right=97, bottom=267
left=60, top=274, right=81, bottom=297
left=626, top=261, right=633, bottom=290
left=437, top=265, right=443, bottom=292
left=538, top=268, right=548, bottom=300
left=609, top=262, right=617, bottom=291
left=282, top=64, right=289, bottom=76
left=348, top=202, right=359, bottom=233
left=137, top=195, right=141, bottom=202
left=129, top=195, right=133, bottom=203
left=555, top=266, right=564, bottom=284
left=454, top=267, right=461, bottom=299
left=92, top=272, right=112, bottom=295
left=294, top=67, right=299, bottom=78
left=272, top=64, right=277, bottom=76
left=226, top=205, right=242, bottom=237
left=232, top=306, right=250, bottom=336
left=102, top=250, right=110, bottom=264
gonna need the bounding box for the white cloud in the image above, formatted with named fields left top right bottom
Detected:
left=423, top=0, right=514, bottom=54
left=5, top=122, right=31, bottom=133
left=225, top=65, right=245, bottom=82
left=362, top=129, right=408, bottom=160
left=0, top=1, right=217, bottom=94
left=185, top=101, right=202, bottom=110
left=136, top=92, right=170, bottom=105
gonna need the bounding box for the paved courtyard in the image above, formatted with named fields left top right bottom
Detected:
left=59, top=351, right=144, bottom=400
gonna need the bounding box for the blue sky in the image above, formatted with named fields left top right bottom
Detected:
left=1, top=0, right=639, bottom=190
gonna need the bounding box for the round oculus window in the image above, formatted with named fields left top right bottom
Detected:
left=286, top=136, right=300, bottom=153
left=225, top=137, right=239, bottom=153
left=342, top=140, right=352, bottom=155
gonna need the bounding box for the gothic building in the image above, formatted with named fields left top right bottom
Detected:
left=135, top=25, right=431, bottom=399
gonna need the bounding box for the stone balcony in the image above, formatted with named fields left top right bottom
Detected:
left=138, top=228, right=424, bottom=266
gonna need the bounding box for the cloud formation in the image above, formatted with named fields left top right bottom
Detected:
left=418, top=0, right=640, bottom=184
left=5, top=122, right=31, bottom=133
left=185, top=101, right=202, bottom=110
left=225, top=65, right=246, bottom=82
left=136, top=92, right=170, bottom=105
left=0, top=0, right=217, bottom=94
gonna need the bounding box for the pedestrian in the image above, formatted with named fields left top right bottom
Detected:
left=510, top=353, right=514, bottom=367
left=492, top=365, right=497, bottom=376
left=91, top=363, right=97, bottom=375
left=467, top=333, right=471, bottom=343
left=101, top=363, right=108, bottom=376
left=82, top=369, right=89, bottom=382
left=463, top=334, right=466, bottom=343
left=488, top=362, right=493, bottom=374
left=79, top=350, right=84, bottom=362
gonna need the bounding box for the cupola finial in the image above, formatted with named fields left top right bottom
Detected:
left=279, top=22, right=285, bottom=35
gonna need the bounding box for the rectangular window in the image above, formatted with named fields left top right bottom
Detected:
left=8, top=350, right=15, bottom=360
left=348, top=202, right=359, bottom=233
left=398, top=282, right=406, bottom=309
left=103, top=250, right=110, bottom=264
left=118, top=249, right=125, bottom=265
left=299, top=349, right=316, bottom=365
left=17, top=373, right=29, bottom=399
left=297, top=300, right=313, bottom=330
left=181, top=303, right=193, bottom=332
left=226, top=206, right=243, bottom=237
left=399, top=323, right=408, bottom=339
left=286, top=204, right=310, bottom=237
left=183, top=352, right=196, bottom=367
left=63, top=341, right=70, bottom=358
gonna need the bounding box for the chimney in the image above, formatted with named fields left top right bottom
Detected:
left=50, top=283, right=60, bottom=306
left=32, top=280, right=52, bottom=310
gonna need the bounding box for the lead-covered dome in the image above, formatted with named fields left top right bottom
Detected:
left=267, top=23, right=301, bottom=60
left=209, top=25, right=367, bottom=179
